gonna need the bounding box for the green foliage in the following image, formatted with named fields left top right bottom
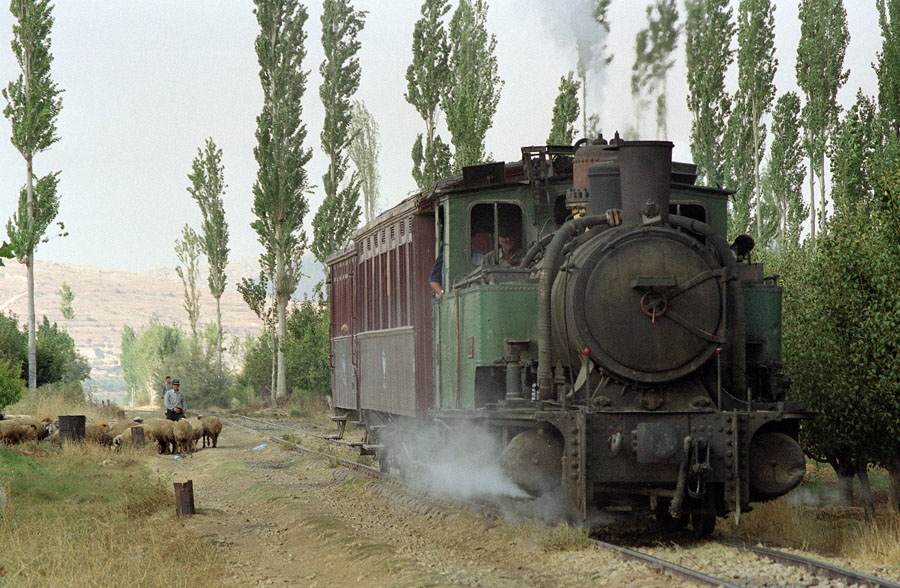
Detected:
left=443, top=0, right=503, bottom=170
left=0, top=311, right=27, bottom=370
left=312, top=0, right=365, bottom=265
left=252, top=0, right=313, bottom=400
left=0, top=356, right=24, bottom=410
left=796, top=0, right=849, bottom=238
left=406, top=0, right=452, bottom=188
left=187, top=137, right=229, bottom=301
left=685, top=0, right=733, bottom=186
left=236, top=333, right=275, bottom=401
left=58, top=281, right=74, bottom=320
left=411, top=132, right=453, bottom=189
left=187, top=137, right=229, bottom=377
left=726, top=0, right=777, bottom=240
left=760, top=92, right=807, bottom=248
left=547, top=72, right=580, bottom=146
left=876, top=0, right=900, bottom=135
left=35, top=316, right=89, bottom=385
left=0, top=240, right=13, bottom=266
left=631, top=0, right=680, bottom=137
left=283, top=300, right=330, bottom=397
left=174, top=224, right=202, bottom=337
left=2, top=0, right=62, bottom=160
left=830, top=91, right=879, bottom=214
left=119, top=320, right=183, bottom=405
left=348, top=101, right=382, bottom=224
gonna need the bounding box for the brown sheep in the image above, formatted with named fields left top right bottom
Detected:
left=145, top=419, right=176, bottom=454
left=173, top=419, right=194, bottom=454
left=85, top=422, right=112, bottom=445
left=197, top=415, right=222, bottom=448
left=189, top=419, right=203, bottom=451
left=0, top=420, right=38, bottom=444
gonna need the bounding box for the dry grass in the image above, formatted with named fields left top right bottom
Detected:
left=5, top=383, right=122, bottom=424
left=0, top=400, right=228, bottom=587
left=724, top=464, right=900, bottom=570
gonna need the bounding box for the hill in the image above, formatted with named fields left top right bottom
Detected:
left=0, top=257, right=324, bottom=401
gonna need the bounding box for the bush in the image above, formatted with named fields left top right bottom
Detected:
left=0, top=357, right=24, bottom=411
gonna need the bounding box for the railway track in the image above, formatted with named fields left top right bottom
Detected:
left=221, top=412, right=900, bottom=588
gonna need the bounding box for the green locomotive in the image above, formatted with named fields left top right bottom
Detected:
left=328, top=136, right=808, bottom=534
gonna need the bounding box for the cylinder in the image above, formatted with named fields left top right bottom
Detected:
left=58, top=415, right=86, bottom=443
left=618, top=141, right=673, bottom=226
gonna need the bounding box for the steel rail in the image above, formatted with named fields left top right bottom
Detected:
left=718, top=539, right=900, bottom=588
left=590, top=539, right=741, bottom=588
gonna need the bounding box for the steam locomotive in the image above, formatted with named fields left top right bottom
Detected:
left=327, top=136, right=808, bottom=534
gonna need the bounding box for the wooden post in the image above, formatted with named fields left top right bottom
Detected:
left=174, top=480, right=195, bottom=516
left=131, top=426, right=144, bottom=446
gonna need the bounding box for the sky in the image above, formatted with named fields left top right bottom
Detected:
left=0, top=0, right=883, bottom=274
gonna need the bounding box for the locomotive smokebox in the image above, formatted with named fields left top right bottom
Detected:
left=617, top=141, right=673, bottom=226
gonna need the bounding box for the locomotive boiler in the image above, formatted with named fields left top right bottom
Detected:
left=327, top=136, right=809, bottom=534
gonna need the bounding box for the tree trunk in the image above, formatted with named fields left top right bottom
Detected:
left=828, top=456, right=855, bottom=504
left=215, top=294, right=223, bottom=383
left=270, top=331, right=277, bottom=405
left=26, top=155, right=36, bottom=391
left=886, top=459, right=900, bottom=513
left=808, top=157, right=816, bottom=241
left=855, top=461, right=875, bottom=522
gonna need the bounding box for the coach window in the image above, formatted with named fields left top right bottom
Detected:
left=470, top=202, right=523, bottom=266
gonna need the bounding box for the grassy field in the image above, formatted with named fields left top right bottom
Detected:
left=0, top=390, right=228, bottom=587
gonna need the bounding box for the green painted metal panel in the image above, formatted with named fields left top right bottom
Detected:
left=434, top=283, right=538, bottom=410
left=744, top=284, right=783, bottom=364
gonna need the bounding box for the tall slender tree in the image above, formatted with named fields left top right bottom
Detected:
left=685, top=0, right=733, bottom=187
left=631, top=0, right=680, bottom=138
left=3, top=0, right=63, bottom=391
left=58, top=281, right=74, bottom=321
left=547, top=72, right=581, bottom=145
left=311, top=0, right=365, bottom=265
left=406, top=0, right=452, bottom=189
left=347, top=100, right=381, bottom=225
left=876, top=0, right=900, bottom=136
left=760, top=92, right=807, bottom=248
left=174, top=224, right=202, bottom=338
left=579, top=0, right=613, bottom=138
left=728, top=0, right=777, bottom=240
left=443, top=0, right=503, bottom=170
left=796, top=0, right=849, bottom=241
left=251, top=0, right=312, bottom=402
left=187, top=137, right=229, bottom=378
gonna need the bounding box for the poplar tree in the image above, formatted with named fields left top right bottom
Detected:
left=796, top=0, right=849, bottom=241
left=631, top=0, right=680, bottom=138
left=443, top=0, right=503, bottom=170
left=251, top=0, right=312, bottom=402
left=579, top=0, right=613, bottom=138
left=728, top=0, right=777, bottom=240
left=547, top=72, right=580, bottom=145
left=760, top=92, right=807, bottom=248
left=311, top=0, right=365, bottom=265
left=175, top=225, right=202, bottom=338
left=3, top=0, right=63, bottom=391
left=406, top=0, right=452, bottom=188
left=58, top=281, right=74, bottom=321
left=187, top=137, right=229, bottom=377
left=685, top=0, right=733, bottom=187
left=347, top=100, right=381, bottom=225
left=876, top=0, right=900, bottom=135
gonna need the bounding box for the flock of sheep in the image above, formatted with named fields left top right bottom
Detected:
left=0, top=413, right=223, bottom=456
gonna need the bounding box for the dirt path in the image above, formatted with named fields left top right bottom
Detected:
left=133, top=410, right=685, bottom=587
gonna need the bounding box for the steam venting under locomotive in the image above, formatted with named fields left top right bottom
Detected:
left=327, top=136, right=810, bottom=535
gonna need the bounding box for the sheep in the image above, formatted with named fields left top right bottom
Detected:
left=197, top=415, right=222, bottom=448
left=145, top=419, right=176, bottom=454
left=85, top=421, right=112, bottom=445
left=0, top=420, right=37, bottom=444
left=4, top=417, right=49, bottom=441
left=173, top=419, right=194, bottom=454
left=112, top=424, right=149, bottom=449
left=189, top=418, right=203, bottom=451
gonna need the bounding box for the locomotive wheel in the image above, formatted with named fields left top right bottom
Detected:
left=501, top=429, right=563, bottom=496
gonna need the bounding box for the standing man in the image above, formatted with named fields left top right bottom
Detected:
left=164, top=379, right=186, bottom=421
left=162, top=375, right=172, bottom=396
